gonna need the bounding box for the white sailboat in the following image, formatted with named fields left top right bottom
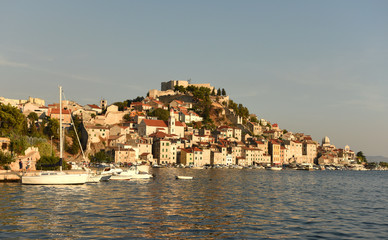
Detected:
left=21, top=86, right=88, bottom=185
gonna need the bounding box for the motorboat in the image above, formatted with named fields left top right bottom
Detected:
left=266, top=166, right=283, bottom=171
left=100, top=166, right=123, bottom=176
left=110, top=165, right=153, bottom=180
left=86, top=172, right=111, bottom=183
left=296, top=163, right=314, bottom=171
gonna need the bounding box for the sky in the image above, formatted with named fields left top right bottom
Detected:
left=1, top=0, right=387, bottom=157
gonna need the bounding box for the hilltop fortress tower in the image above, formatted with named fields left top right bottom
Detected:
left=149, top=80, right=216, bottom=99
left=161, top=80, right=215, bottom=92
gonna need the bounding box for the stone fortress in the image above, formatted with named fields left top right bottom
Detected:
left=148, top=80, right=216, bottom=99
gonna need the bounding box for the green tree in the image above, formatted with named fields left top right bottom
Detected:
left=0, top=150, right=14, bottom=169
left=10, top=135, right=29, bottom=155
left=35, top=140, right=52, bottom=157
left=222, top=88, right=226, bottom=96
left=113, top=102, right=126, bottom=111
left=44, top=118, right=60, bottom=139
left=379, top=162, right=388, bottom=168
left=66, top=115, right=82, bottom=155
left=26, top=112, right=40, bottom=137
left=0, top=103, right=28, bottom=136
left=148, top=108, right=170, bottom=121
left=123, top=114, right=131, bottom=121
left=124, top=96, right=145, bottom=108
left=27, top=112, right=39, bottom=122
left=174, top=85, right=187, bottom=93
left=356, top=151, right=367, bottom=163
left=89, top=151, right=113, bottom=163
left=66, top=131, right=80, bottom=155
left=217, top=88, right=221, bottom=96
left=250, top=116, right=259, bottom=123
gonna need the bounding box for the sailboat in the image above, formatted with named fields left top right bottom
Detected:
left=21, top=86, right=88, bottom=185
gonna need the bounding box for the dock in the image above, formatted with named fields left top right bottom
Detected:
left=0, top=170, right=22, bottom=182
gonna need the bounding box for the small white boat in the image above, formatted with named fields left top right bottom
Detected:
left=110, top=166, right=153, bottom=180
left=176, top=176, right=193, bottom=180
left=86, top=173, right=111, bottom=183
left=109, top=173, right=131, bottom=180
left=266, top=166, right=283, bottom=171
left=100, top=166, right=123, bottom=176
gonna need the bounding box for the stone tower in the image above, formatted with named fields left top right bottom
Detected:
left=168, top=108, right=176, bottom=135
left=100, top=99, right=107, bottom=110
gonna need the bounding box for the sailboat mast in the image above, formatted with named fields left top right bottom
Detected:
left=59, top=86, right=63, bottom=171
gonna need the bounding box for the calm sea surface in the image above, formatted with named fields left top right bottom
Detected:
left=1, top=169, right=388, bottom=239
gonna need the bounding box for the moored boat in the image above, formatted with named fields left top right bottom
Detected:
left=266, top=166, right=283, bottom=171
left=176, top=176, right=193, bottom=180
left=21, top=86, right=88, bottom=185
left=110, top=165, right=153, bottom=180
left=86, top=173, right=111, bottom=183
left=22, top=171, right=88, bottom=185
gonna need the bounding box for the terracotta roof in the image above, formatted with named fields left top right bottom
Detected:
left=181, top=148, right=193, bottom=153
left=143, top=119, right=168, bottom=127
left=149, top=131, right=175, bottom=138
left=51, top=108, right=71, bottom=114
left=88, top=104, right=101, bottom=109
left=142, top=119, right=184, bottom=127
left=152, top=100, right=164, bottom=105
left=218, top=125, right=233, bottom=130
left=193, top=147, right=202, bottom=152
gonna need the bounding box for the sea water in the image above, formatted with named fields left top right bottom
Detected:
left=1, top=169, right=388, bottom=239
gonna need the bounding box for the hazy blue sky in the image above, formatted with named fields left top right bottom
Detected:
left=1, top=1, right=387, bottom=157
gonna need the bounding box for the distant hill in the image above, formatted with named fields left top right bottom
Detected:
left=367, top=156, right=388, bottom=163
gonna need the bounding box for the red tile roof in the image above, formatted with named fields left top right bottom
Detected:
left=143, top=119, right=168, bottom=127
left=192, top=147, right=202, bottom=152
left=88, top=104, right=101, bottom=109
left=51, top=108, right=71, bottom=114
left=142, top=119, right=184, bottom=127
left=149, top=131, right=175, bottom=138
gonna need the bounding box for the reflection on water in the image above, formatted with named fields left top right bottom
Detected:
left=1, top=170, right=388, bottom=239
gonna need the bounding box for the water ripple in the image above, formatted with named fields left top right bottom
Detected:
left=1, top=170, right=388, bottom=239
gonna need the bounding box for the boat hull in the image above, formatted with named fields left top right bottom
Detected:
left=176, top=176, right=193, bottom=180
left=21, top=172, right=88, bottom=185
